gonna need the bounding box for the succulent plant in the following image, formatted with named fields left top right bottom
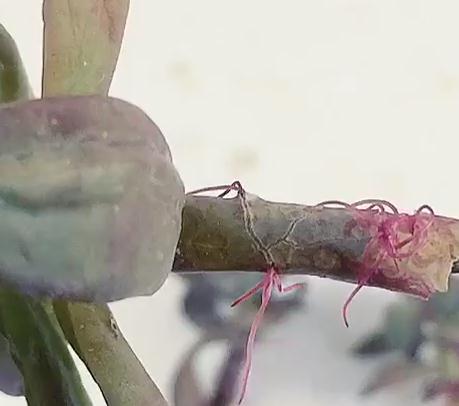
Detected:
left=3, top=2, right=459, bottom=406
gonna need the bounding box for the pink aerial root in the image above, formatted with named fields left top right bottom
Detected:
left=318, top=199, right=435, bottom=327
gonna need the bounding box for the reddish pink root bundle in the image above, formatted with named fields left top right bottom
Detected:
left=318, top=199, right=435, bottom=327
left=231, top=266, right=304, bottom=404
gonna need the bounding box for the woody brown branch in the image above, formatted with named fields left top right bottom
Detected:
left=172, top=195, right=459, bottom=293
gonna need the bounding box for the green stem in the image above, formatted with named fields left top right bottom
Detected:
left=0, top=291, right=91, bottom=406
left=54, top=302, right=167, bottom=406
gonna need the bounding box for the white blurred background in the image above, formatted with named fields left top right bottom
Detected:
left=1, top=0, right=459, bottom=404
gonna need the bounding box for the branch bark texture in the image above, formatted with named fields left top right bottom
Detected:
left=173, top=195, right=459, bottom=297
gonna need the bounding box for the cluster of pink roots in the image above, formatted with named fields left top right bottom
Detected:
left=230, top=266, right=304, bottom=403
left=317, top=199, right=435, bottom=327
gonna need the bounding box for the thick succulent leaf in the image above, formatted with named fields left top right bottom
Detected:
left=174, top=334, right=246, bottom=406
left=42, top=0, right=130, bottom=96
left=352, top=331, right=393, bottom=357
left=424, top=279, right=459, bottom=322
left=0, top=23, right=27, bottom=400
left=54, top=301, right=167, bottom=406
left=174, top=337, right=210, bottom=406
left=382, top=302, right=423, bottom=353
left=0, top=21, right=91, bottom=405
left=0, top=25, right=32, bottom=102
left=0, top=95, right=184, bottom=301
left=352, top=301, right=423, bottom=359
left=209, top=342, right=245, bottom=406
left=0, top=334, right=23, bottom=397
left=0, top=291, right=91, bottom=405
left=360, top=359, right=431, bottom=396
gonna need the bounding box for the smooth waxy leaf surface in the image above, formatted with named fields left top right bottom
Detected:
left=0, top=95, right=184, bottom=301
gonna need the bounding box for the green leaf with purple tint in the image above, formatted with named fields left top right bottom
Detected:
left=0, top=95, right=184, bottom=301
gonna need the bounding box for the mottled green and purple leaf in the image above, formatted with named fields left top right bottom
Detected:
left=0, top=95, right=184, bottom=301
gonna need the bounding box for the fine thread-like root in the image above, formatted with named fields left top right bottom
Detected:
left=417, top=204, right=434, bottom=214
left=233, top=267, right=276, bottom=404
left=187, top=184, right=235, bottom=196
left=351, top=199, right=399, bottom=214
left=342, top=267, right=380, bottom=328
left=187, top=181, right=245, bottom=198
left=315, top=200, right=351, bottom=208
left=230, top=266, right=304, bottom=404
left=230, top=280, right=265, bottom=308
left=316, top=198, right=399, bottom=214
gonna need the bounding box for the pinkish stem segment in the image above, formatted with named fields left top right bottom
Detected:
left=318, top=199, right=435, bottom=326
